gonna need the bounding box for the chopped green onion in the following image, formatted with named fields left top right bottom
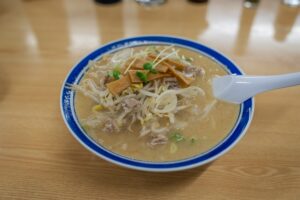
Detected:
left=112, top=70, right=121, bottom=80
left=143, top=62, right=153, bottom=70
left=169, top=132, right=185, bottom=143
left=136, top=71, right=148, bottom=83
left=108, top=69, right=121, bottom=80
left=185, top=57, right=194, bottom=62
left=143, top=62, right=157, bottom=74
left=182, top=55, right=193, bottom=63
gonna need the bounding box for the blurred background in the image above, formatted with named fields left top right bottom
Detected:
left=1, top=0, right=299, bottom=74
left=0, top=1, right=300, bottom=199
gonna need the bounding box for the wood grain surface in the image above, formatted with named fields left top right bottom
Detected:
left=0, top=0, right=300, bottom=199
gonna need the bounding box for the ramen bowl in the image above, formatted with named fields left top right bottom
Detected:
left=60, top=35, right=254, bottom=172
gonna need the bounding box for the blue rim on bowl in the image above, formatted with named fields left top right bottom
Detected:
left=60, top=35, right=254, bottom=172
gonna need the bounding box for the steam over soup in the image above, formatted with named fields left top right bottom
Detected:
left=72, top=45, right=240, bottom=162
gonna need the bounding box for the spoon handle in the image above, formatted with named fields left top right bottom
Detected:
left=213, top=72, right=300, bottom=104
left=239, top=72, right=300, bottom=93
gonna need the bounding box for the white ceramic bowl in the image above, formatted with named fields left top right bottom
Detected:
left=60, top=35, right=254, bottom=172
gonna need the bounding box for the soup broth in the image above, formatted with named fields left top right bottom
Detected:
left=74, top=45, right=240, bottom=162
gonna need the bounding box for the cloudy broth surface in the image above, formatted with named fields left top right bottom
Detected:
left=74, top=45, right=240, bottom=162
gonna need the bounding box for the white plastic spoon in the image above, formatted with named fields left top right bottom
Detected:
left=212, top=72, right=300, bottom=104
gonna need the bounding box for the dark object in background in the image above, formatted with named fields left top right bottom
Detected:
left=135, top=0, right=166, bottom=6
left=94, top=0, right=121, bottom=4
left=188, top=0, right=208, bottom=3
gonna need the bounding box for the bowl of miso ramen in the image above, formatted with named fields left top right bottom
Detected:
left=61, top=35, right=254, bottom=172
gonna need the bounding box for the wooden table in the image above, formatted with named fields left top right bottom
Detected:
left=1, top=0, right=300, bottom=199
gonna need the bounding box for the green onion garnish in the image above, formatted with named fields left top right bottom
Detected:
left=136, top=71, right=148, bottom=83
left=170, top=132, right=185, bottom=143
left=143, top=62, right=157, bottom=74
left=185, top=57, right=194, bottom=62
left=143, top=62, right=153, bottom=70
left=112, top=70, right=121, bottom=80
